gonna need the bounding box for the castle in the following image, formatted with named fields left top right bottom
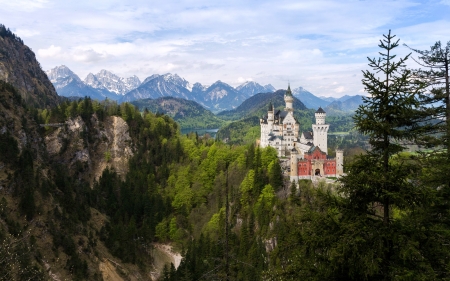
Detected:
left=259, top=86, right=343, bottom=180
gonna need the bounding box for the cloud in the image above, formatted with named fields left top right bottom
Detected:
left=14, top=28, right=40, bottom=37
left=4, top=0, right=448, bottom=98
left=334, top=86, right=345, bottom=93
left=72, top=48, right=110, bottom=63
left=237, top=77, right=253, bottom=83
left=38, top=45, right=62, bottom=58
left=0, top=0, right=48, bottom=11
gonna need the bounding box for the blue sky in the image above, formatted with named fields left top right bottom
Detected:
left=1, top=0, right=449, bottom=97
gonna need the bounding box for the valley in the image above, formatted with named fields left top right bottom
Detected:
left=1, top=22, right=449, bottom=281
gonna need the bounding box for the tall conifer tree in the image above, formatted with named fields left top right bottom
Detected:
left=271, top=31, right=434, bottom=281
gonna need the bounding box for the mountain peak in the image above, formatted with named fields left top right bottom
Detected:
left=46, top=65, right=80, bottom=83
left=83, top=69, right=141, bottom=95
left=236, top=81, right=274, bottom=98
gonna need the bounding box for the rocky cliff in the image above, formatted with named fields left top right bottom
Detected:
left=45, top=114, right=133, bottom=184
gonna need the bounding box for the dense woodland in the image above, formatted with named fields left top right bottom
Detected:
left=1, top=28, right=450, bottom=281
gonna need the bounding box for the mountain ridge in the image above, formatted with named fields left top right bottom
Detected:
left=46, top=65, right=363, bottom=113
left=0, top=24, right=59, bottom=107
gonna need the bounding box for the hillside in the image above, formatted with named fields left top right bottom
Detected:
left=325, top=95, right=364, bottom=115
left=292, top=86, right=331, bottom=109
left=217, top=89, right=308, bottom=120
left=131, top=96, right=225, bottom=129
left=0, top=25, right=59, bottom=108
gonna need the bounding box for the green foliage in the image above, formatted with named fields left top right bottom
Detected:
left=264, top=31, right=450, bottom=281
left=216, top=116, right=260, bottom=144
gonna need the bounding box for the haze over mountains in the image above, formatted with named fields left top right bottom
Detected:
left=46, top=65, right=363, bottom=112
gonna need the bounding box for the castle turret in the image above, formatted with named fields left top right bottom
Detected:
left=290, top=147, right=298, bottom=181
left=336, top=149, right=344, bottom=176
left=267, top=102, right=274, bottom=125
left=312, top=107, right=329, bottom=153
left=284, top=84, right=294, bottom=112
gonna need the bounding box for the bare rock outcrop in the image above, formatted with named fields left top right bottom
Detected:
left=45, top=115, right=133, bottom=184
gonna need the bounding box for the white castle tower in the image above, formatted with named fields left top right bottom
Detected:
left=290, top=147, right=298, bottom=181
left=267, top=102, right=274, bottom=126
left=312, top=107, right=329, bottom=153
left=336, top=149, right=344, bottom=176
left=284, top=84, right=294, bottom=112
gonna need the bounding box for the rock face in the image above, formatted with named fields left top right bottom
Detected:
left=0, top=25, right=59, bottom=107
left=45, top=115, right=133, bottom=184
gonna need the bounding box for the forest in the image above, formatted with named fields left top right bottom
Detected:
left=0, top=29, right=449, bottom=281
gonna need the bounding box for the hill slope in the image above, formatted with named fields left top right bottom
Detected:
left=131, top=96, right=225, bottom=129
left=217, top=89, right=308, bottom=121
left=0, top=24, right=59, bottom=107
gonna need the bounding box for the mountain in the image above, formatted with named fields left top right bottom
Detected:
left=131, top=96, right=225, bottom=129
left=235, top=81, right=275, bottom=97
left=47, top=66, right=140, bottom=101
left=84, top=69, right=140, bottom=96
left=325, top=95, right=364, bottom=115
left=123, top=77, right=271, bottom=112
left=46, top=65, right=109, bottom=100
left=320, top=96, right=337, bottom=103
left=0, top=25, right=59, bottom=107
left=121, top=73, right=192, bottom=102
left=217, top=89, right=308, bottom=121
left=336, top=95, right=356, bottom=102
left=292, top=86, right=330, bottom=109
left=202, top=80, right=248, bottom=112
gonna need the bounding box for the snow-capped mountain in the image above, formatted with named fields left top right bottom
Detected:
left=46, top=65, right=81, bottom=89
left=192, top=82, right=208, bottom=93
left=202, top=81, right=248, bottom=111
left=84, top=69, right=141, bottom=96
left=46, top=65, right=106, bottom=100
left=235, top=81, right=275, bottom=97
left=120, top=73, right=192, bottom=102
left=47, top=66, right=362, bottom=113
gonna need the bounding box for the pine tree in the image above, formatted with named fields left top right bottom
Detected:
left=404, top=41, right=450, bottom=146
left=277, top=31, right=438, bottom=280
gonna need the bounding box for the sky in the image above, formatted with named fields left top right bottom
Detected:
left=1, top=0, right=449, bottom=98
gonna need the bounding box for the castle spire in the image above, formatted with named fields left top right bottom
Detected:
left=285, top=83, right=293, bottom=97
left=284, top=83, right=294, bottom=111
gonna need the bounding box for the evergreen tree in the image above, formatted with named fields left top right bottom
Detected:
left=273, top=31, right=438, bottom=280
left=404, top=41, right=450, bottom=147
left=405, top=41, right=450, bottom=279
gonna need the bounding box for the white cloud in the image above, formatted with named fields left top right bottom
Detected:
left=334, top=86, right=345, bottom=93
left=38, top=45, right=62, bottom=58
left=72, top=48, right=110, bottom=63
left=0, top=0, right=49, bottom=11
left=2, top=0, right=448, bottom=98
left=237, top=77, right=253, bottom=83
left=14, top=29, right=40, bottom=37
